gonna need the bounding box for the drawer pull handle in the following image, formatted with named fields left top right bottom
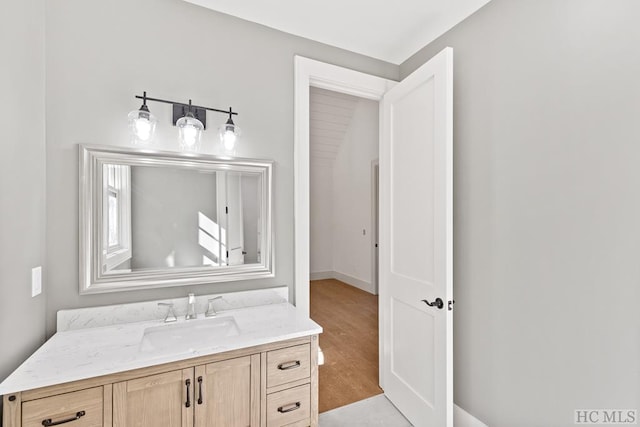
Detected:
left=197, top=376, right=204, bottom=405
left=277, top=360, right=301, bottom=370
left=277, top=402, right=301, bottom=413
left=42, top=411, right=86, bottom=426
left=185, top=379, right=191, bottom=408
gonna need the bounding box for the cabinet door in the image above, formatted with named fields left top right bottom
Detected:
left=113, top=368, right=193, bottom=427
left=194, top=355, right=260, bottom=427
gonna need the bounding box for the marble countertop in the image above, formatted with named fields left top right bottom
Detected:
left=0, top=302, right=322, bottom=395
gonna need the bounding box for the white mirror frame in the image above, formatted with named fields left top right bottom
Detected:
left=79, top=144, right=274, bottom=294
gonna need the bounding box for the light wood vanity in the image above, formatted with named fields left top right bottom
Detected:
left=3, top=335, right=318, bottom=427
left=1, top=299, right=321, bottom=427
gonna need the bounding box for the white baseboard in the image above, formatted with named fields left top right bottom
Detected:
left=455, top=404, right=488, bottom=427
left=333, top=271, right=374, bottom=294
left=310, top=271, right=334, bottom=281
left=310, top=270, right=375, bottom=294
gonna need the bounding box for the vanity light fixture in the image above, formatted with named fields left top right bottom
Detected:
left=129, top=92, right=239, bottom=152
left=127, top=91, right=158, bottom=144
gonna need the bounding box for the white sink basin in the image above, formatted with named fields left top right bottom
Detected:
left=139, top=316, right=240, bottom=353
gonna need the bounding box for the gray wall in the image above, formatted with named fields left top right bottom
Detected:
left=44, top=0, right=398, bottom=336
left=0, top=0, right=47, bottom=414
left=131, top=166, right=217, bottom=269
left=402, top=1, right=640, bottom=425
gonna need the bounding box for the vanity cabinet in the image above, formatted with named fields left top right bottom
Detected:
left=113, top=356, right=260, bottom=427
left=113, top=369, right=193, bottom=426
left=193, top=355, right=260, bottom=427
left=2, top=336, right=318, bottom=427
left=264, top=344, right=313, bottom=427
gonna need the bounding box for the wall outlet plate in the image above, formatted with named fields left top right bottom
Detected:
left=31, top=266, right=42, bottom=297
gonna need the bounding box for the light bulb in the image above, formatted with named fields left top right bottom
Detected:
left=177, top=113, right=204, bottom=151
left=219, top=120, right=240, bottom=153
left=128, top=108, right=157, bottom=144
left=134, top=118, right=153, bottom=141
left=182, top=125, right=198, bottom=147
left=222, top=129, right=237, bottom=150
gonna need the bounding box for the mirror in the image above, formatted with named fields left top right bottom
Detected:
left=79, top=145, right=274, bottom=294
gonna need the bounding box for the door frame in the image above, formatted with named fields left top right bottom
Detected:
left=293, top=56, right=395, bottom=386
left=293, top=55, right=395, bottom=315
left=371, top=159, right=379, bottom=295
left=294, top=53, right=473, bottom=427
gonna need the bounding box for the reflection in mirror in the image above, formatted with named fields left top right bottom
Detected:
left=80, top=145, right=273, bottom=294
left=103, top=166, right=262, bottom=273
left=103, top=164, right=132, bottom=271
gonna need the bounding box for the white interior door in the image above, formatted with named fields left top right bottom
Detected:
left=380, top=47, right=453, bottom=427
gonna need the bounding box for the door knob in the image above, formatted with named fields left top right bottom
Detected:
left=422, top=298, right=444, bottom=309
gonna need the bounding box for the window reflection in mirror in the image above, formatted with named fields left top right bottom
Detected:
left=103, top=164, right=131, bottom=271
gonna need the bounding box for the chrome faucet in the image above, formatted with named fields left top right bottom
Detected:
left=158, top=302, right=177, bottom=323
left=205, top=296, right=223, bottom=317
left=185, top=293, right=197, bottom=320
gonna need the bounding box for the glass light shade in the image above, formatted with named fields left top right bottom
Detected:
left=128, top=109, right=157, bottom=144
left=219, top=122, right=241, bottom=153
left=177, top=114, right=204, bottom=151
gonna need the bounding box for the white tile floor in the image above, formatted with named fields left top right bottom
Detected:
left=319, top=394, right=413, bottom=426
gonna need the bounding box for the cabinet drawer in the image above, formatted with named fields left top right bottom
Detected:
left=22, top=387, right=103, bottom=427
left=266, top=344, right=310, bottom=388
left=266, top=384, right=310, bottom=427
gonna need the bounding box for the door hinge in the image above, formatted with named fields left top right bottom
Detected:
left=448, top=300, right=455, bottom=311
left=225, top=206, right=228, bottom=214
left=226, top=250, right=229, bottom=258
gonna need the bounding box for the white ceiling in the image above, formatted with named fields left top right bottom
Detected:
left=183, top=0, right=491, bottom=64
left=309, top=87, right=360, bottom=161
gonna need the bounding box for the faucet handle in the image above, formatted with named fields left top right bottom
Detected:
left=158, top=302, right=177, bottom=323
left=205, top=296, right=223, bottom=317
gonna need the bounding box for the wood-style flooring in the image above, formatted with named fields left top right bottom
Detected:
left=310, top=279, right=383, bottom=413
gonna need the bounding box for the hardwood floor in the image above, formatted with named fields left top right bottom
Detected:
left=310, top=279, right=383, bottom=413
